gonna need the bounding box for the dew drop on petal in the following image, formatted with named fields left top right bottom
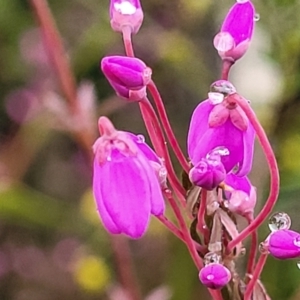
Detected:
left=106, top=155, right=112, bottom=161
left=207, top=274, right=215, bottom=280
left=293, top=236, right=300, bottom=248
left=114, top=1, right=136, bottom=15
left=137, top=134, right=145, bottom=143
left=208, top=92, right=224, bottom=105
left=236, top=0, right=249, bottom=3
left=210, top=80, right=236, bottom=96
left=254, top=13, right=260, bottom=22
left=213, top=32, right=235, bottom=52
left=203, top=252, right=221, bottom=265
left=268, top=212, right=291, bottom=232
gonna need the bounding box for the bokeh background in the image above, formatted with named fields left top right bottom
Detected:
left=0, top=0, right=300, bottom=299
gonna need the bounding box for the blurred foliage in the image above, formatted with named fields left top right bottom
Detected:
left=0, top=0, right=300, bottom=299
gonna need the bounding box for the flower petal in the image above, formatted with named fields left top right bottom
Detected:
left=187, top=100, right=214, bottom=159
left=191, top=119, right=243, bottom=173
left=99, top=153, right=151, bottom=238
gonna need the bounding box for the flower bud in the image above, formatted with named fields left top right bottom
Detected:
left=189, top=154, right=226, bottom=190
left=199, top=263, right=231, bottom=289
left=101, top=56, right=152, bottom=101
left=213, top=1, right=255, bottom=62
left=110, top=0, right=144, bottom=34
left=268, top=230, right=300, bottom=260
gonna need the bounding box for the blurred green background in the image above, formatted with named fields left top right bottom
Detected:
left=0, top=0, right=300, bottom=299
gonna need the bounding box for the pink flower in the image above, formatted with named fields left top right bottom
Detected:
left=101, top=56, right=152, bottom=101
left=267, top=230, right=300, bottom=260
left=93, top=117, right=165, bottom=238
left=189, top=149, right=226, bottom=190
left=224, top=174, right=256, bottom=219
left=187, top=85, right=255, bottom=182
left=199, top=263, right=231, bottom=289
left=109, top=0, right=144, bottom=34
left=213, top=1, right=255, bottom=62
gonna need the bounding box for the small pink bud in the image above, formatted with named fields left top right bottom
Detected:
left=199, top=263, right=231, bottom=289
left=110, top=0, right=144, bottom=34
left=213, top=1, right=255, bottom=62
left=101, top=56, right=152, bottom=101
left=189, top=153, right=226, bottom=190
left=267, top=230, right=300, bottom=260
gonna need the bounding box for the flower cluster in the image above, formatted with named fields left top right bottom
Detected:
left=92, top=0, right=289, bottom=298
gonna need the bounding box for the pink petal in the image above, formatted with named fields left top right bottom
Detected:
left=99, top=154, right=151, bottom=238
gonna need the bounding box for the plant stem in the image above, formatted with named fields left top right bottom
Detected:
left=122, top=26, right=135, bottom=57
left=221, top=60, right=234, bottom=80
left=227, top=94, right=279, bottom=252
left=244, top=254, right=268, bottom=300
left=156, top=215, right=184, bottom=240
left=147, top=81, right=190, bottom=174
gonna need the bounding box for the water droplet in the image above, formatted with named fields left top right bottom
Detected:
left=136, top=134, right=145, bottom=143
left=236, top=0, right=249, bottom=3
left=254, top=13, right=260, bottom=21
left=203, top=252, right=221, bottom=265
left=294, top=236, right=300, bottom=248
left=213, top=32, right=235, bottom=52
left=207, top=274, right=214, bottom=280
left=297, top=261, right=300, bottom=269
left=208, top=92, right=224, bottom=105
left=210, top=80, right=236, bottom=96
left=114, top=1, right=136, bottom=15
left=107, top=156, right=112, bottom=161
left=208, top=147, right=230, bottom=158
left=268, top=212, right=291, bottom=232
left=259, top=242, right=269, bottom=254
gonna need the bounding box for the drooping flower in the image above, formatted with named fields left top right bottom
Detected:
left=267, top=230, right=300, bottom=260
left=199, top=263, right=231, bottom=289
left=93, top=116, right=165, bottom=238
left=224, top=174, right=256, bottom=219
left=110, top=0, right=144, bottom=34
left=101, top=56, right=152, bottom=101
left=187, top=82, right=255, bottom=182
left=213, top=1, right=255, bottom=62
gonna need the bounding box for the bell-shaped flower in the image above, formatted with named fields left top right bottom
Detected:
left=199, top=263, right=231, bottom=289
left=224, top=174, right=256, bottom=219
left=213, top=1, right=255, bottom=62
left=101, top=56, right=152, bottom=101
left=189, top=149, right=226, bottom=190
left=110, top=0, right=144, bottom=34
left=93, top=116, right=165, bottom=238
left=267, top=230, right=300, bottom=260
left=187, top=87, right=255, bottom=178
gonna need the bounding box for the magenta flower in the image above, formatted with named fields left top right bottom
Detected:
left=224, top=174, right=256, bottom=219
left=187, top=88, right=255, bottom=178
left=213, top=1, right=255, bottom=62
left=101, top=56, right=151, bottom=101
left=93, top=117, right=165, bottom=238
left=189, top=149, right=226, bottom=190
left=267, top=230, right=300, bottom=260
left=199, top=263, right=231, bottom=289
left=110, top=0, right=144, bottom=34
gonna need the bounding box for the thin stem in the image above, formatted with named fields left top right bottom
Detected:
left=147, top=81, right=190, bottom=174
left=139, top=99, right=187, bottom=203
left=110, top=236, right=142, bottom=300
left=247, top=231, right=258, bottom=275
left=122, top=26, right=135, bottom=57
left=244, top=254, right=268, bottom=300
left=29, top=0, right=93, bottom=160
left=221, top=60, right=234, bottom=80
left=196, top=189, right=209, bottom=237
left=227, top=95, right=279, bottom=252
left=156, top=215, right=184, bottom=241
